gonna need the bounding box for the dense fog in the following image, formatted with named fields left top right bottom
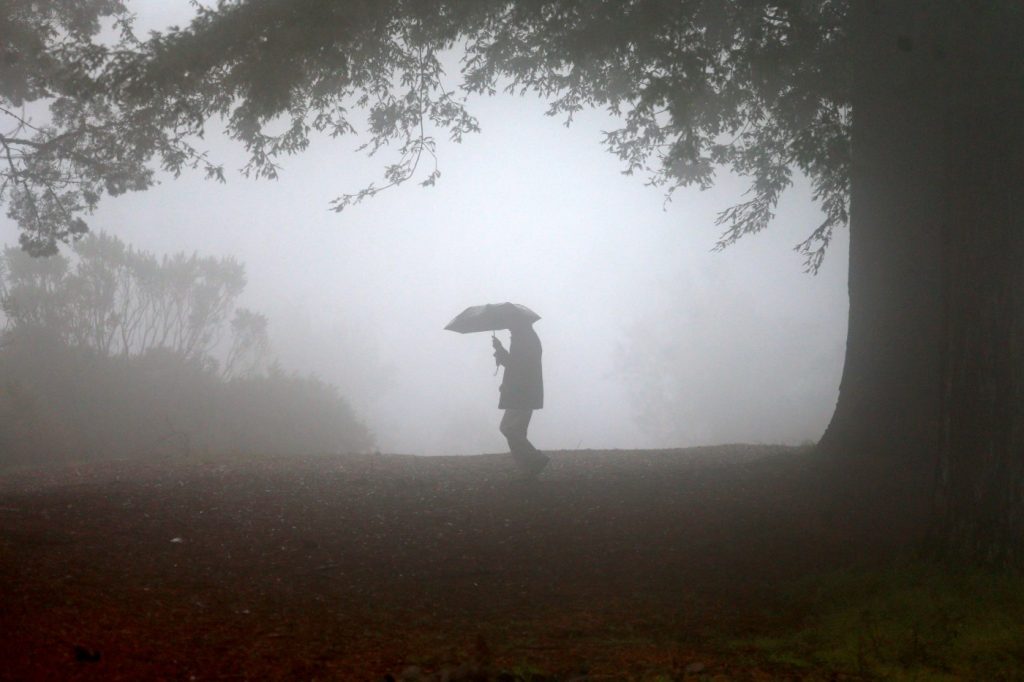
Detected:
left=0, top=3, right=848, bottom=457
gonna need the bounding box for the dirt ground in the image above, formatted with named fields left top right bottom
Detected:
left=0, top=447, right=932, bottom=680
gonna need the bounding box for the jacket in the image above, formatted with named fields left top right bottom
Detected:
left=497, top=326, right=543, bottom=410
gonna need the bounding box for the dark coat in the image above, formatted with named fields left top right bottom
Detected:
left=497, top=326, right=543, bottom=410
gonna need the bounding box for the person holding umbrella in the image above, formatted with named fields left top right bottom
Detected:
left=445, top=303, right=549, bottom=479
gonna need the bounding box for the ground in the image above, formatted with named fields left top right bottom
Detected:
left=0, top=447, right=933, bottom=681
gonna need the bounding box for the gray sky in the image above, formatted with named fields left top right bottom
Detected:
left=0, top=3, right=849, bottom=455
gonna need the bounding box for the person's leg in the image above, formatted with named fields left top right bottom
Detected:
left=499, top=409, right=531, bottom=455
left=500, top=409, right=547, bottom=477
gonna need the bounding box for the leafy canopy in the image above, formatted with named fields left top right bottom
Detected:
left=0, top=0, right=223, bottom=255
left=6, top=0, right=851, bottom=270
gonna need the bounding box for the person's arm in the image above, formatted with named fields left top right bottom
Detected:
left=492, top=336, right=510, bottom=367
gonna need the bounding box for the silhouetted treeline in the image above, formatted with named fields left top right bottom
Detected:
left=0, top=235, right=373, bottom=467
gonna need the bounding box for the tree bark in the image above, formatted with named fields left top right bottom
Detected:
left=819, top=0, right=947, bottom=462
left=931, top=1, right=1024, bottom=562
left=821, top=0, right=1024, bottom=561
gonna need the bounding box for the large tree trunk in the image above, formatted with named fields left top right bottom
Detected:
left=932, top=2, right=1024, bottom=562
left=822, top=0, right=1024, bottom=561
left=818, top=0, right=947, bottom=462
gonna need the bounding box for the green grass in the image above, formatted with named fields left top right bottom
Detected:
left=732, top=561, right=1024, bottom=680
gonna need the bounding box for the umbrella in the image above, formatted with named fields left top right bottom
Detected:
left=444, top=302, right=540, bottom=333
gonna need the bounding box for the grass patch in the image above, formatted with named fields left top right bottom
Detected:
left=733, top=561, right=1024, bottom=680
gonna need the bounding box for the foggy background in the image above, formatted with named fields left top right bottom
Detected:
left=0, top=3, right=849, bottom=456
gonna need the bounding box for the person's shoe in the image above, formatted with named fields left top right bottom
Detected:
left=520, top=451, right=549, bottom=480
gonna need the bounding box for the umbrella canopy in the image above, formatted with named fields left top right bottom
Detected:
left=444, top=302, right=540, bottom=333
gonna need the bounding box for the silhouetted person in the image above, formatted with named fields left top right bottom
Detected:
left=492, top=320, right=547, bottom=478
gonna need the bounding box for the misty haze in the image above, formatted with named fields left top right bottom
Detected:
left=2, top=1, right=1021, bottom=679
left=3, top=40, right=847, bottom=455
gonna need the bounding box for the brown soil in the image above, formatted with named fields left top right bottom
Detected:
left=0, top=447, right=931, bottom=681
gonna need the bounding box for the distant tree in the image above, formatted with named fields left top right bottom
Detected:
left=0, top=244, right=72, bottom=332
left=145, top=250, right=246, bottom=360
left=0, top=236, right=372, bottom=465
left=0, top=233, right=248, bottom=362
left=65, top=232, right=120, bottom=354
left=222, top=307, right=270, bottom=379
left=4, top=1, right=1023, bottom=561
